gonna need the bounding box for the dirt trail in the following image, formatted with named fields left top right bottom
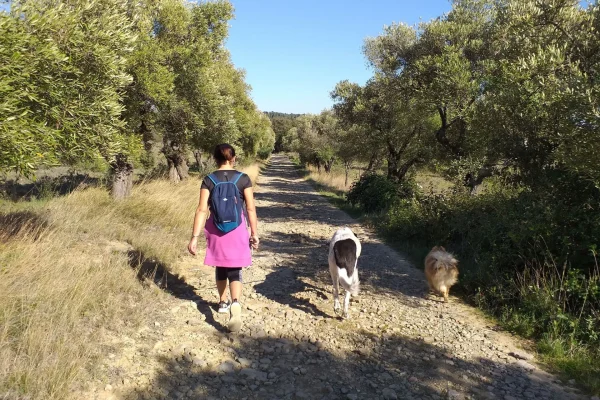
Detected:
left=84, top=155, right=587, bottom=400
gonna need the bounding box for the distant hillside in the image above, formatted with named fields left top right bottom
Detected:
left=263, top=111, right=303, bottom=119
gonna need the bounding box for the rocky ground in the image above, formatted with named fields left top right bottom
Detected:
left=81, top=155, right=591, bottom=400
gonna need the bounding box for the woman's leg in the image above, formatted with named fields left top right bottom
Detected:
left=227, top=268, right=243, bottom=332
left=215, top=268, right=228, bottom=302
left=228, top=268, right=243, bottom=302
left=229, top=281, right=242, bottom=302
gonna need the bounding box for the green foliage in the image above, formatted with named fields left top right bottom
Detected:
left=1, top=0, right=136, bottom=177
left=381, top=171, right=600, bottom=391
left=285, top=112, right=339, bottom=171
left=264, top=111, right=302, bottom=152
left=347, top=173, right=416, bottom=213
left=256, top=147, right=272, bottom=160
left=331, top=76, right=437, bottom=182
left=1, top=0, right=272, bottom=184
left=0, top=13, right=61, bottom=175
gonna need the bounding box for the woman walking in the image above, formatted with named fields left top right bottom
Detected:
left=188, top=143, right=259, bottom=332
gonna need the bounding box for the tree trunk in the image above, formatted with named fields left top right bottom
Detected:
left=167, top=158, right=180, bottom=184
left=464, top=165, right=494, bottom=195
left=387, top=152, right=422, bottom=183
left=387, top=154, right=400, bottom=182
left=176, top=158, right=189, bottom=179
left=435, top=105, right=471, bottom=157
left=163, top=141, right=188, bottom=183
left=344, top=161, right=351, bottom=187
left=111, top=155, right=134, bottom=200
left=166, top=155, right=188, bottom=183
left=396, top=157, right=421, bottom=181
left=324, top=159, right=334, bottom=173
left=141, top=121, right=154, bottom=163
left=9, top=173, right=20, bottom=200
left=317, top=162, right=321, bottom=173
left=193, top=150, right=204, bottom=171
left=365, top=152, right=378, bottom=173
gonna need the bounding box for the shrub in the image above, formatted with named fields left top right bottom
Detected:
left=256, top=147, right=272, bottom=160
left=347, top=173, right=416, bottom=213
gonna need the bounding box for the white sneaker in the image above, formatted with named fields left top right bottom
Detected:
left=217, top=301, right=230, bottom=313
left=228, top=301, right=242, bottom=332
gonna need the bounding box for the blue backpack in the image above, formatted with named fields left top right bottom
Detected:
left=207, top=172, right=244, bottom=233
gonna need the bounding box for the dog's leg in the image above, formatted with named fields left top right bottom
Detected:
left=343, top=290, right=351, bottom=319
left=440, top=285, right=448, bottom=303
left=332, top=275, right=340, bottom=314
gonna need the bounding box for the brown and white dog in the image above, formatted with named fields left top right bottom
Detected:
left=424, top=246, right=459, bottom=303
left=328, top=227, right=361, bottom=318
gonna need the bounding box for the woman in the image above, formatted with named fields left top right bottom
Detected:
left=188, top=143, right=259, bottom=332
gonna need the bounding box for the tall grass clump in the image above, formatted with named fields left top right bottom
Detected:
left=0, top=212, right=155, bottom=399
left=304, top=164, right=360, bottom=192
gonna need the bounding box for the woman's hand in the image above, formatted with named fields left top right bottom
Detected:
left=250, top=235, right=259, bottom=250
left=188, top=236, right=198, bottom=255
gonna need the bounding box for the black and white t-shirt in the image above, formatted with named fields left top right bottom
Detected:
left=201, top=170, right=252, bottom=203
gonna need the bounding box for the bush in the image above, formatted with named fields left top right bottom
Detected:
left=347, top=174, right=416, bottom=213
left=256, top=147, right=272, bottom=160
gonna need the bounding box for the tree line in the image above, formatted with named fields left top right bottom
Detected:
left=0, top=0, right=275, bottom=198
left=277, top=0, right=598, bottom=193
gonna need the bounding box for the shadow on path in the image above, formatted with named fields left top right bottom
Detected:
left=0, top=211, right=49, bottom=240
left=127, top=249, right=226, bottom=333
left=121, top=330, right=578, bottom=400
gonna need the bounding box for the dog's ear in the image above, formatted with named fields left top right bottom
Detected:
left=439, top=246, right=446, bottom=251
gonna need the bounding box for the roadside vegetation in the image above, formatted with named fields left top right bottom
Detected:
left=0, top=162, right=262, bottom=400
left=272, top=1, right=600, bottom=394
left=0, top=0, right=272, bottom=398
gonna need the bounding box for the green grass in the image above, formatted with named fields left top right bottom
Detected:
left=539, top=338, right=600, bottom=393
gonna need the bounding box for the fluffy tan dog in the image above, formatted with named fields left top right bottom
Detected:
left=424, top=246, right=459, bottom=303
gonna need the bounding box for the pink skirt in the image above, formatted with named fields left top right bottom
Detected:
left=204, top=215, right=252, bottom=267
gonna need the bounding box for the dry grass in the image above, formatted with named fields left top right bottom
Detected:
left=305, top=165, right=361, bottom=192
left=303, top=164, right=453, bottom=195
left=240, top=162, right=263, bottom=187
left=415, top=171, right=454, bottom=194
left=0, top=163, right=262, bottom=400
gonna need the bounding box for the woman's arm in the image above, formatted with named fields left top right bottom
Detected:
left=188, top=188, right=210, bottom=255
left=244, top=186, right=259, bottom=249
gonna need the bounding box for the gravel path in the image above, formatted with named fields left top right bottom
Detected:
left=84, top=155, right=588, bottom=400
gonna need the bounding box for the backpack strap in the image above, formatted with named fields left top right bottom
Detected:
left=232, top=172, right=244, bottom=185
left=207, top=174, right=219, bottom=186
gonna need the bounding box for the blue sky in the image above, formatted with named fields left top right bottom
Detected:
left=226, top=0, right=452, bottom=114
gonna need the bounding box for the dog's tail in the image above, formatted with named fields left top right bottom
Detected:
left=338, top=267, right=360, bottom=295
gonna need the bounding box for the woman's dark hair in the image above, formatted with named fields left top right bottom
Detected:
left=213, top=143, right=236, bottom=165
